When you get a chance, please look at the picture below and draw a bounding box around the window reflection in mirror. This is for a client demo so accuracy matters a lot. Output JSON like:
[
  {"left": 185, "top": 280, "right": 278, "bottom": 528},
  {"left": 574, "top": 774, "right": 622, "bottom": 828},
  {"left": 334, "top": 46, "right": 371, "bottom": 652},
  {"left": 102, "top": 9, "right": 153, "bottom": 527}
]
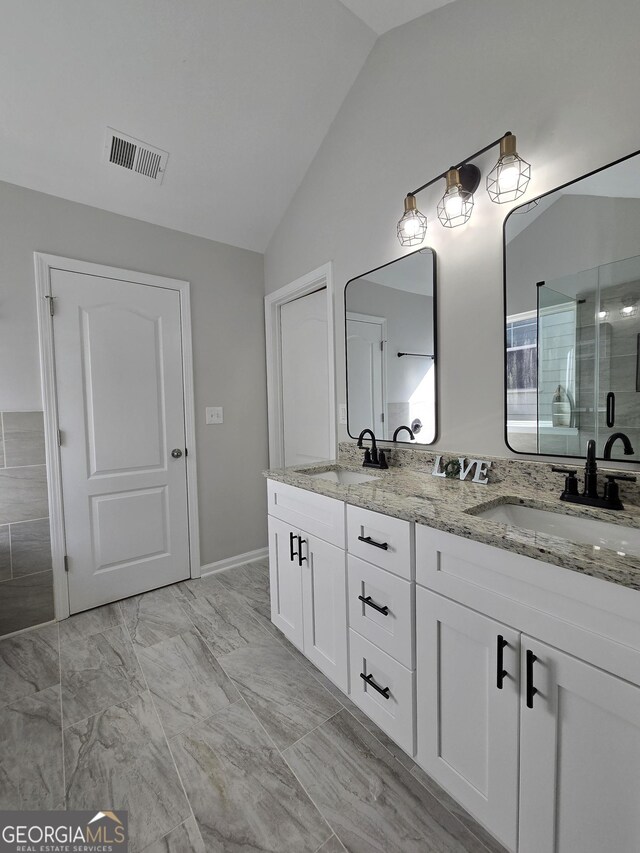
[
  {"left": 345, "top": 249, "right": 437, "bottom": 445},
  {"left": 504, "top": 151, "right": 640, "bottom": 463}
]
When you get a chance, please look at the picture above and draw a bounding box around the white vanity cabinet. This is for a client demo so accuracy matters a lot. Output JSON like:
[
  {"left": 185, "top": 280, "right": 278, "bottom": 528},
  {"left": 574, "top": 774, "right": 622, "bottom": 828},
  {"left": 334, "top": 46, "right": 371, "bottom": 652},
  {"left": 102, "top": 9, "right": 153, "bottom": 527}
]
[
  {"left": 415, "top": 524, "right": 640, "bottom": 853},
  {"left": 267, "top": 480, "right": 348, "bottom": 691}
]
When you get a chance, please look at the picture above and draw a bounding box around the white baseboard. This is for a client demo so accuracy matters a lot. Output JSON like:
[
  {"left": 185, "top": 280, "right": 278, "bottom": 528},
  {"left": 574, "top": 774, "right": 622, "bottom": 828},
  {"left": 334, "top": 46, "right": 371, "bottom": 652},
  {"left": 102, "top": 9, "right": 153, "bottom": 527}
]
[{"left": 200, "top": 547, "right": 268, "bottom": 577}]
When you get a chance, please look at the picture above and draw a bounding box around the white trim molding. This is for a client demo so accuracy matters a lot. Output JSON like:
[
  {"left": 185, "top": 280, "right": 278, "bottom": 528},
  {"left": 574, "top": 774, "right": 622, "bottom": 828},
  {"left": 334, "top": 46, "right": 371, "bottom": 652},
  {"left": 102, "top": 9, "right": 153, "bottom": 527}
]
[
  {"left": 201, "top": 547, "right": 268, "bottom": 576},
  {"left": 34, "top": 253, "right": 201, "bottom": 620},
  {"left": 264, "top": 262, "right": 336, "bottom": 468}
]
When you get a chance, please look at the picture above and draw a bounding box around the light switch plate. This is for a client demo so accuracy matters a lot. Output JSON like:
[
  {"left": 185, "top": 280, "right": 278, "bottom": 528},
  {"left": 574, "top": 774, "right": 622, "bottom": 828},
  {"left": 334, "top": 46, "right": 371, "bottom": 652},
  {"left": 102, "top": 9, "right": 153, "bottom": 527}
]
[
  {"left": 339, "top": 403, "right": 347, "bottom": 424},
  {"left": 206, "top": 406, "right": 223, "bottom": 424}
]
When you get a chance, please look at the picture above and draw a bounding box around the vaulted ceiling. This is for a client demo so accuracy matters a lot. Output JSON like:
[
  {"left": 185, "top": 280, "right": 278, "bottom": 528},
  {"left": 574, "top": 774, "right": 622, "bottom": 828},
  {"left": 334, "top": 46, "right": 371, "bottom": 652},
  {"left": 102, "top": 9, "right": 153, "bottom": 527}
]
[{"left": 0, "top": 1, "right": 455, "bottom": 252}]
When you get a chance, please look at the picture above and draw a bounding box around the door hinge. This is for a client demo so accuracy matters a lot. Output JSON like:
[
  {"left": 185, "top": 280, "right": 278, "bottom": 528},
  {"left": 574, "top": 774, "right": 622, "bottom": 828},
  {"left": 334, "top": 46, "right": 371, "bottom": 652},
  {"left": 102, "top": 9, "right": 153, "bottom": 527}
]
[
  {"left": 45, "top": 294, "right": 56, "bottom": 317},
  {"left": 57, "top": 429, "right": 63, "bottom": 447},
  {"left": 381, "top": 412, "right": 385, "bottom": 423},
  {"left": 184, "top": 447, "right": 188, "bottom": 457},
  {"left": 380, "top": 340, "right": 384, "bottom": 351},
  {"left": 63, "top": 555, "right": 69, "bottom": 573}
]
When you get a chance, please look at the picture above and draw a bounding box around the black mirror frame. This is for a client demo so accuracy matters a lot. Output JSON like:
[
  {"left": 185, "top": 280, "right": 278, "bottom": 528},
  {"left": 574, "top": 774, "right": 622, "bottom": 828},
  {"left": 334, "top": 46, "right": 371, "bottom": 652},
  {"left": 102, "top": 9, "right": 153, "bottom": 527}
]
[
  {"left": 344, "top": 247, "right": 438, "bottom": 446},
  {"left": 502, "top": 146, "right": 640, "bottom": 463}
]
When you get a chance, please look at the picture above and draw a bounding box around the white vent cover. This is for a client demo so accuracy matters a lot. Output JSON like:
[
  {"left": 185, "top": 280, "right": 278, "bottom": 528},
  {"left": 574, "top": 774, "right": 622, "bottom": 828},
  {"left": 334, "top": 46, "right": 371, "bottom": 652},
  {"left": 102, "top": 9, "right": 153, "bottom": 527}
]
[{"left": 104, "top": 128, "right": 168, "bottom": 183}]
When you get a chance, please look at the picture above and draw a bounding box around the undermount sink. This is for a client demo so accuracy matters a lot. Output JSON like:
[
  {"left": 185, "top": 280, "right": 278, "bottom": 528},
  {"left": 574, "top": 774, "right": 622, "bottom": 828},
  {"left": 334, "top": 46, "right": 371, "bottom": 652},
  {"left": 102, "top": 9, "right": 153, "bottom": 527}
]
[
  {"left": 307, "top": 468, "right": 380, "bottom": 485},
  {"left": 474, "top": 502, "right": 640, "bottom": 557}
]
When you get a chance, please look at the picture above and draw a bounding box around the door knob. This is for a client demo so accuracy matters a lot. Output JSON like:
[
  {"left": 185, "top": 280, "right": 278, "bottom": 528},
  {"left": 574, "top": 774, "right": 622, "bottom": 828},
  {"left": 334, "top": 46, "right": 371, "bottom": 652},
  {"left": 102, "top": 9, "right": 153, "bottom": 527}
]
[{"left": 171, "top": 448, "right": 183, "bottom": 458}]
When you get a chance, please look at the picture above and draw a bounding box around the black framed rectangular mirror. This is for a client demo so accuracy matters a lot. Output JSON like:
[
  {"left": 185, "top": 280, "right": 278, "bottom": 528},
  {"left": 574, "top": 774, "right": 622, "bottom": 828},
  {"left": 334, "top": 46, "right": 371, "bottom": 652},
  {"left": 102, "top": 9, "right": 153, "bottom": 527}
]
[
  {"left": 345, "top": 248, "right": 437, "bottom": 445},
  {"left": 504, "top": 149, "right": 640, "bottom": 463}
]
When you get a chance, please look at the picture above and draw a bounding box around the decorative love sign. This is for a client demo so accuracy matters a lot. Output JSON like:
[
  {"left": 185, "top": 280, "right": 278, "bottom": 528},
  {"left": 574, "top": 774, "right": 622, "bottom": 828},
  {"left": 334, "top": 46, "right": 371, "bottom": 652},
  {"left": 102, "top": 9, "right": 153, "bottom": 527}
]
[{"left": 432, "top": 455, "right": 492, "bottom": 485}]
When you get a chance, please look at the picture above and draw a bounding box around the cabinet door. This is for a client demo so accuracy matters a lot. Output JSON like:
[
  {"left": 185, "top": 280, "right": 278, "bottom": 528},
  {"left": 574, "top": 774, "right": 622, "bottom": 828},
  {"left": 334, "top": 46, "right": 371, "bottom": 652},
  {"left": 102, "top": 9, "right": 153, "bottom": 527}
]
[
  {"left": 416, "top": 588, "right": 520, "bottom": 851},
  {"left": 519, "top": 636, "right": 640, "bottom": 853},
  {"left": 301, "top": 533, "right": 348, "bottom": 692},
  {"left": 268, "top": 516, "right": 304, "bottom": 649}
]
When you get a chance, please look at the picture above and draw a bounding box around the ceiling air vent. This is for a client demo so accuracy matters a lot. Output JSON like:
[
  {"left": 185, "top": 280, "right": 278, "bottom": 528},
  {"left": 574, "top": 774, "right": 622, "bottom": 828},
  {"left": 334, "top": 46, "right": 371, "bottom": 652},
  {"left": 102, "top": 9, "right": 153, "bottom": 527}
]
[{"left": 104, "top": 128, "right": 169, "bottom": 184}]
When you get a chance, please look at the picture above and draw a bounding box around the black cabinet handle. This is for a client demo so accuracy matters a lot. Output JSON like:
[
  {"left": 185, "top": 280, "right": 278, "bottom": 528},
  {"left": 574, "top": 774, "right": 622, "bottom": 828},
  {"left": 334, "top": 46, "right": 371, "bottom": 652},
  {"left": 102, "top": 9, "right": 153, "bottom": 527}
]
[
  {"left": 297, "top": 536, "right": 307, "bottom": 566},
  {"left": 289, "top": 531, "right": 298, "bottom": 563},
  {"left": 360, "top": 672, "right": 390, "bottom": 699},
  {"left": 358, "top": 595, "right": 389, "bottom": 616},
  {"left": 358, "top": 535, "right": 389, "bottom": 551},
  {"left": 496, "top": 635, "right": 508, "bottom": 690},
  {"left": 606, "top": 392, "right": 615, "bottom": 428},
  {"left": 526, "top": 650, "right": 538, "bottom": 709}
]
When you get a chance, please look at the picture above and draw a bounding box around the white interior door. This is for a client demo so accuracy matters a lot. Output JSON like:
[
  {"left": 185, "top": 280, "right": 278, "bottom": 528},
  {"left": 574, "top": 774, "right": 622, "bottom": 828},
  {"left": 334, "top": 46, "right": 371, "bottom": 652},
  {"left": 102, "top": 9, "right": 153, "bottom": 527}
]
[
  {"left": 346, "top": 314, "right": 385, "bottom": 438},
  {"left": 51, "top": 269, "right": 190, "bottom": 613},
  {"left": 280, "top": 288, "right": 331, "bottom": 466}
]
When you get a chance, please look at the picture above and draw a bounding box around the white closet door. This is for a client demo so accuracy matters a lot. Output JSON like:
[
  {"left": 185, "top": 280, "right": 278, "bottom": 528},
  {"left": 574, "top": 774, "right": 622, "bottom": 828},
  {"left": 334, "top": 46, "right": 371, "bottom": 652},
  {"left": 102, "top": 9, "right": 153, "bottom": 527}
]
[
  {"left": 52, "top": 269, "right": 190, "bottom": 613},
  {"left": 280, "top": 288, "right": 332, "bottom": 466}
]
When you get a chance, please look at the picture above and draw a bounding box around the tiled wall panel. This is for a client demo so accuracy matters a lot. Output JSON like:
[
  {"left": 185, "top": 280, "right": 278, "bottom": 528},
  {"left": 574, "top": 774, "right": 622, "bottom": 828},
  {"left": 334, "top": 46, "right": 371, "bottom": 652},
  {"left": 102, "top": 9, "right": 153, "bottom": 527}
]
[{"left": 0, "top": 412, "right": 54, "bottom": 636}]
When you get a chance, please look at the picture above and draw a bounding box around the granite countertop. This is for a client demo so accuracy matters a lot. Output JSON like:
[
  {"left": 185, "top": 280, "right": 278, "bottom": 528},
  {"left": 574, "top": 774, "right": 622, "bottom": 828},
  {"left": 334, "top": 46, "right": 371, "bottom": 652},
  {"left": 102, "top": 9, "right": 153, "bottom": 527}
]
[{"left": 265, "top": 456, "right": 640, "bottom": 592}]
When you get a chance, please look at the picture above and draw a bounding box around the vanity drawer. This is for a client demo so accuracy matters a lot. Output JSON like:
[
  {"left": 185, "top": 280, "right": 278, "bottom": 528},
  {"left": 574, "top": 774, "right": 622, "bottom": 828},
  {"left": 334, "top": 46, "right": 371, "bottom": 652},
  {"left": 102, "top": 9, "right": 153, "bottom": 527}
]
[
  {"left": 348, "top": 555, "right": 414, "bottom": 668},
  {"left": 347, "top": 505, "right": 412, "bottom": 579},
  {"left": 267, "top": 479, "right": 345, "bottom": 548},
  {"left": 349, "top": 629, "right": 415, "bottom": 755}
]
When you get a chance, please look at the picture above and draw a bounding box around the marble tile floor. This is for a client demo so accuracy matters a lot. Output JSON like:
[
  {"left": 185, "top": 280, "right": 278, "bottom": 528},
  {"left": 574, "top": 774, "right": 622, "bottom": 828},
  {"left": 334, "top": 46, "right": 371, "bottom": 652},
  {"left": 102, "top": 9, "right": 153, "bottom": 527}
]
[{"left": 0, "top": 559, "right": 508, "bottom": 853}]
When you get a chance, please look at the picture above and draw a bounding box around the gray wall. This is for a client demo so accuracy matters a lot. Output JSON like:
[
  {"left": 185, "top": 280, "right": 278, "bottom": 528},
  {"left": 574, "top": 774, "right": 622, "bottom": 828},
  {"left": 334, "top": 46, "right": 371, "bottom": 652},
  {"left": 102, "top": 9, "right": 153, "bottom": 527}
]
[
  {"left": 264, "top": 0, "right": 640, "bottom": 461},
  {"left": 0, "top": 180, "right": 267, "bottom": 576}
]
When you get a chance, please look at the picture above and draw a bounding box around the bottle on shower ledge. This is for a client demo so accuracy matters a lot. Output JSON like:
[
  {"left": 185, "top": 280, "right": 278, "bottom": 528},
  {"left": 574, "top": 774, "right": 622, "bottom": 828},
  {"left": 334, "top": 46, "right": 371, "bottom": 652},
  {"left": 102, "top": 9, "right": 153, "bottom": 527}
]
[{"left": 552, "top": 384, "right": 572, "bottom": 427}]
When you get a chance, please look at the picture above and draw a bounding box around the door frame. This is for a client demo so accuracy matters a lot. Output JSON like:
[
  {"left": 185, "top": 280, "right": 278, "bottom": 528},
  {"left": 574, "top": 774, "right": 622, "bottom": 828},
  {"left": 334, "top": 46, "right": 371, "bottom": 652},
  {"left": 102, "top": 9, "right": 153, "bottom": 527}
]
[
  {"left": 345, "top": 310, "right": 388, "bottom": 438},
  {"left": 264, "top": 262, "right": 336, "bottom": 468},
  {"left": 34, "top": 253, "right": 201, "bottom": 620}
]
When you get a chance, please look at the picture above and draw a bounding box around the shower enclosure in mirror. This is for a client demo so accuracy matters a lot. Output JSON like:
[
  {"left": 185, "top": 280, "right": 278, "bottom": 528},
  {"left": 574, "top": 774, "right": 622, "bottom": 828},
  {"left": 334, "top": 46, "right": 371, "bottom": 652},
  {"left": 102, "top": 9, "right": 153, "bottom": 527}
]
[
  {"left": 345, "top": 248, "right": 437, "bottom": 444},
  {"left": 504, "top": 149, "right": 640, "bottom": 463}
]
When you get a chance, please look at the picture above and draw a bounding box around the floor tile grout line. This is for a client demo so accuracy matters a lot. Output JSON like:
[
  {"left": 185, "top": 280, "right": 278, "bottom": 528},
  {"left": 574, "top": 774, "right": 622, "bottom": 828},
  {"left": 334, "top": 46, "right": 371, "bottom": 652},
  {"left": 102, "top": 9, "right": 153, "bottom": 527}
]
[
  {"left": 282, "top": 707, "right": 343, "bottom": 753},
  {"left": 138, "top": 817, "right": 192, "bottom": 853},
  {"left": 118, "top": 602, "right": 200, "bottom": 840},
  {"left": 58, "top": 607, "right": 147, "bottom": 731},
  {"left": 118, "top": 602, "right": 202, "bottom": 853},
  {"left": 232, "top": 693, "right": 338, "bottom": 851}
]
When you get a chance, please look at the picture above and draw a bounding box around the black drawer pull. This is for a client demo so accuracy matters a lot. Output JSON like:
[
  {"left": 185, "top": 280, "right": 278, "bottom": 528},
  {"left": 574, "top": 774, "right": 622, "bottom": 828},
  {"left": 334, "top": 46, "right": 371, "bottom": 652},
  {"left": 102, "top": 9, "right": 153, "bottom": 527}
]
[
  {"left": 358, "top": 535, "right": 389, "bottom": 551},
  {"left": 526, "top": 650, "right": 538, "bottom": 709},
  {"left": 496, "top": 635, "right": 508, "bottom": 690},
  {"left": 297, "top": 536, "right": 307, "bottom": 566},
  {"left": 289, "top": 531, "right": 298, "bottom": 562},
  {"left": 360, "top": 672, "right": 390, "bottom": 699},
  {"left": 358, "top": 595, "right": 389, "bottom": 616}
]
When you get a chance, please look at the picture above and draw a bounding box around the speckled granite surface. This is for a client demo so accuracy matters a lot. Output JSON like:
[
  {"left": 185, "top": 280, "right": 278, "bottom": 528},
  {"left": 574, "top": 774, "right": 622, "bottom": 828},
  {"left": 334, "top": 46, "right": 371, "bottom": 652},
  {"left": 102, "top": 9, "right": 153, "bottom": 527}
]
[{"left": 265, "top": 445, "right": 640, "bottom": 591}]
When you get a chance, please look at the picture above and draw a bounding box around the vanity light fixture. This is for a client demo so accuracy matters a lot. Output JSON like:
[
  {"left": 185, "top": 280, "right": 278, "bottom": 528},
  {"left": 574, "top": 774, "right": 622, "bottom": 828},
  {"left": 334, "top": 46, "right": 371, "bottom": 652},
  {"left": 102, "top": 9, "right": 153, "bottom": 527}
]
[
  {"left": 437, "top": 167, "right": 475, "bottom": 228},
  {"left": 486, "top": 132, "right": 531, "bottom": 203},
  {"left": 396, "top": 131, "right": 531, "bottom": 244},
  {"left": 397, "top": 194, "right": 428, "bottom": 246},
  {"left": 597, "top": 309, "right": 609, "bottom": 321},
  {"left": 620, "top": 298, "right": 638, "bottom": 318}
]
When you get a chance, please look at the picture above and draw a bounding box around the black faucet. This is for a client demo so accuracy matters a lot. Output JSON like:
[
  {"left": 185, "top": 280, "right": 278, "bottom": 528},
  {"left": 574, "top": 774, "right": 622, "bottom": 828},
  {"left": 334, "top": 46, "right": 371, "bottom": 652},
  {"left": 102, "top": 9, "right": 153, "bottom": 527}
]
[
  {"left": 392, "top": 425, "right": 415, "bottom": 442},
  {"left": 603, "top": 432, "right": 635, "bottom": 460},
  {"left": 584, "top": 439, "right": 599, "bottom": 498},
  {"left": 552, "top": 439, "right": 636, "bottom": 511},
  {"left": 357, "top": 429, "right": 388, "bottom": 469}
]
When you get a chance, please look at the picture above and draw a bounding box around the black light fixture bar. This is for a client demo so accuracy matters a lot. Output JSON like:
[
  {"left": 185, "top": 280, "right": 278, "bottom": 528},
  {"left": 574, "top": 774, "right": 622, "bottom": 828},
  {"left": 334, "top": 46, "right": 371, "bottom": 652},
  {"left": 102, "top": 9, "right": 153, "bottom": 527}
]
[
  {"left": 408, "top": 132, "right": 511, "bottom": 198},
  {"left": 397, "top": 352, "right": 434, "bottom": 358}
]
